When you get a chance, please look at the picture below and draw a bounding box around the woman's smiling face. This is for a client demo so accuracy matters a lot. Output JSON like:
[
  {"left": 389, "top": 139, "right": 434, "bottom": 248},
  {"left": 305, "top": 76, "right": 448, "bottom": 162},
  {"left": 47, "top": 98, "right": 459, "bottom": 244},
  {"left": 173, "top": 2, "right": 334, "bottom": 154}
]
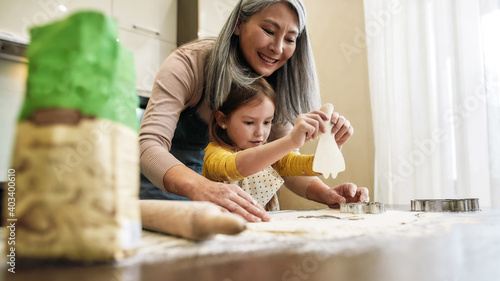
[{"left": 234, "top": 2, "right": 299, "bottom": 77}]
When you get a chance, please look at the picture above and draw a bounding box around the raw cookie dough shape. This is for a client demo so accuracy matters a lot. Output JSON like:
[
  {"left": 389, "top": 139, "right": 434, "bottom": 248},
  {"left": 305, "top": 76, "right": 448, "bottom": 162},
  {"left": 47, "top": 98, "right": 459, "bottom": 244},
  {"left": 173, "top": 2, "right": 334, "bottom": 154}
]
[{"left": 312, "top": 103, "right": 346, "bottom": 179}]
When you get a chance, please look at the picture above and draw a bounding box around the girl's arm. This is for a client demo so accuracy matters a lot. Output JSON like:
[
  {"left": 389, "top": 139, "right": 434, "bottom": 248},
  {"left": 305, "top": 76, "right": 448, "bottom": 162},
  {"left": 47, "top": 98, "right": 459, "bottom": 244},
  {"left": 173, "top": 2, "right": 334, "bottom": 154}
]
[{"left": 235, "top": 111, "right": 328, "bottom": 177}]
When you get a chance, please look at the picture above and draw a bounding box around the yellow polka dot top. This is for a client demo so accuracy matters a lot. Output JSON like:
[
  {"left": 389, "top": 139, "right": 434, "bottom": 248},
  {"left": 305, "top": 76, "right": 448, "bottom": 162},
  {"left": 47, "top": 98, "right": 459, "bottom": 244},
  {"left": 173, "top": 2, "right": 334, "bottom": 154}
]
[{"left": 202, "top": 142, "right": 318, "bottom": 181}]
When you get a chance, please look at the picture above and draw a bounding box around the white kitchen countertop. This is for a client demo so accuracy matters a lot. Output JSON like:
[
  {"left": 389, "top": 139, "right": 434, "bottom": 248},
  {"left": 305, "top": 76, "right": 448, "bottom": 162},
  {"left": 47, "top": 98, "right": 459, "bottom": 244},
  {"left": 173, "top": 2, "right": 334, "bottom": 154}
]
[{"left": 2, "top": 206, "right": 500, "bottom": 281}]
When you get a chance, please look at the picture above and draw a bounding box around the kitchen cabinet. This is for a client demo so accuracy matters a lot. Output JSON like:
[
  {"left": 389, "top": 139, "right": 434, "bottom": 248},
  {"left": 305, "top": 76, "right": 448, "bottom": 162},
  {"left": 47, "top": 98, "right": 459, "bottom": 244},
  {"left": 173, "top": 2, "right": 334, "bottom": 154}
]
[
  {"left": 112, "top": 0, "right": 177, "bottom": 44},
  {"left": 118, "top": 29, "right": 176, "bottom": 97},
  {"left": 0, "top": 0, "right": 112, "bottom": 41},
  {"left": 0, "top": 60, "right": 27, "bottom": 182},
  {"left": 1, "top": 0, "right": 178, "bottom": 97},
  {"left": 178, "top": 0, "right": 239, "bottom": 45},
  {"left": 112, "top": 0, "right": 178, "bottom": 97}
]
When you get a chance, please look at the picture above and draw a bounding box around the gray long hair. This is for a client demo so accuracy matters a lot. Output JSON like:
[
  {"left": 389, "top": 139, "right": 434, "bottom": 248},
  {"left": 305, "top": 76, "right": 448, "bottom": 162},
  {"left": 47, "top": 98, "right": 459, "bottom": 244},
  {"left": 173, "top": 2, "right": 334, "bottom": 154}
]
[{"left": 205, "top": 0, "right": 321, "bottom": 125}]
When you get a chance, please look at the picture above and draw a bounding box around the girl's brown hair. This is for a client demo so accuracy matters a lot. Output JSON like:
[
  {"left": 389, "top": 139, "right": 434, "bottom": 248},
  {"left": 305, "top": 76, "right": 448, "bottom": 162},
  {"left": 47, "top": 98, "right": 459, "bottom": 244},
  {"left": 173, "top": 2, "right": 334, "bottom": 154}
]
[{"left": 209, "top": 77, "right": 277, "bottom": 149}]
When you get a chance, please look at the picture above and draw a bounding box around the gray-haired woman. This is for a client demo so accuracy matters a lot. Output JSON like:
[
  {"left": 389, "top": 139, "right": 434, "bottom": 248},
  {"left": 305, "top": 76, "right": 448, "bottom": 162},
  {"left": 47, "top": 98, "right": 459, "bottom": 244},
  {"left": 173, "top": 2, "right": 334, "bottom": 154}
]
[{"left": 139, "top": 0, "right": 369, "bottom": 222}]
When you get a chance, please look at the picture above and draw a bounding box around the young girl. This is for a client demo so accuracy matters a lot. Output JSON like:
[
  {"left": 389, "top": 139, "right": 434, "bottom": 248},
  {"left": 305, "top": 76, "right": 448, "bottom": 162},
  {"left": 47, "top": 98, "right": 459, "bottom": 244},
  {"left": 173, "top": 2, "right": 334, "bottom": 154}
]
[{"left": 203, "top": 78, "right": 328, "bottom": 211}]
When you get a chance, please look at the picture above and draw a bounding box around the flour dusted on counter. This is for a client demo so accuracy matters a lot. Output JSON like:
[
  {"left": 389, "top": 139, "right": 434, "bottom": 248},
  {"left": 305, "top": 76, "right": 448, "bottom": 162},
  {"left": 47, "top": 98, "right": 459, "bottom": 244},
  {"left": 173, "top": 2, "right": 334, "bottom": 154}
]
[
  {"left": 243, "top": 209, "right": 479, "bottom": 240},
  {"left": 245, "top": 209, "right": 418, "bottom": 239}
]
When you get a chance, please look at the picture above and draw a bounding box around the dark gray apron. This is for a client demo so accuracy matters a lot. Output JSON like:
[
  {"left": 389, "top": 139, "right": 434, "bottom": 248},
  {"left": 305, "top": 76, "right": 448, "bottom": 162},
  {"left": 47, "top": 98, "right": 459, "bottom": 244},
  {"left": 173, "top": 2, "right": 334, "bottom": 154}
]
[{"left": 139, "top": 97, "right": 209, "bottom": 200}]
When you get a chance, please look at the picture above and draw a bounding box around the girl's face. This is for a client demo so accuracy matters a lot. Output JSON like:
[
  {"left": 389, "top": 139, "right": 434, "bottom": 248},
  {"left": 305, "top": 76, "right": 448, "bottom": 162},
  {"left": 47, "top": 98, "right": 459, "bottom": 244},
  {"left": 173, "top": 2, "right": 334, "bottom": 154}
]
[
  {"left": 218, "top": 96, "right": 275, "bottom": 151},
  {"left": 234, "top": 2, "right": 299, "bottom": 77}
]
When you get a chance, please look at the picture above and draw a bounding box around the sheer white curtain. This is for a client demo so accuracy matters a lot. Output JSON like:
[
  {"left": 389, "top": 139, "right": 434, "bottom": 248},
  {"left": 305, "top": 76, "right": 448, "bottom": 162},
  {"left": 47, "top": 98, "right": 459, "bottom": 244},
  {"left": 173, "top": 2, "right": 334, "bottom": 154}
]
[{"left": 364, "top": 0, "right": 500, "bottom": 207}]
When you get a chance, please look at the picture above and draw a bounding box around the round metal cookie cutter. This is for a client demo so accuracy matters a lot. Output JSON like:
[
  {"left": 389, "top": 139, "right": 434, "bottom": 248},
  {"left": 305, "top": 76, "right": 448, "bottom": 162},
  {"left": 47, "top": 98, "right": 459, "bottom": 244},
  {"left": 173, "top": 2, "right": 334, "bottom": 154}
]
[
  {"left": 410, "top": 198, "right": 480, "bottom": 212},
  {"left": 340, "top": 202, "right": 386, "bottom": 214}
]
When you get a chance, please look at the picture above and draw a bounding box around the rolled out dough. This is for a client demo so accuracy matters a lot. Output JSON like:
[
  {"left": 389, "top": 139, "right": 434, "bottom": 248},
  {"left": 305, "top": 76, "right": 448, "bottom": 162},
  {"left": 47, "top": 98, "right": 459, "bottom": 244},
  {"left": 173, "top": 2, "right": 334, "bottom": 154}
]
[{"left": 244, "top": 209, "right": 422, "bottom": 239}]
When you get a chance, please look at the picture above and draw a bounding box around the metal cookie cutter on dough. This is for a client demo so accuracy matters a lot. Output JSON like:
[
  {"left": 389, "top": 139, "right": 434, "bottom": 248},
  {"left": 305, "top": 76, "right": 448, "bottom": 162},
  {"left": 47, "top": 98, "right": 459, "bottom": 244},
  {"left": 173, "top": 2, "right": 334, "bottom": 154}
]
[
  {"left": 340, "top": 202, "right": 386, "bottom": 214},
  {"left": 410, "top": 198, "right": 480, "bottom": 212}
]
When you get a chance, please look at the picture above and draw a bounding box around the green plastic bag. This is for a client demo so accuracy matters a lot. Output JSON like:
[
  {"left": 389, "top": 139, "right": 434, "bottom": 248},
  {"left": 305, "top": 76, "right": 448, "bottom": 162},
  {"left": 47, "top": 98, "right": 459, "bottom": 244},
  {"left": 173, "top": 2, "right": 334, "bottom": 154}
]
[{"left": 20, "top": 11, "right": 137, "bottom": 131}]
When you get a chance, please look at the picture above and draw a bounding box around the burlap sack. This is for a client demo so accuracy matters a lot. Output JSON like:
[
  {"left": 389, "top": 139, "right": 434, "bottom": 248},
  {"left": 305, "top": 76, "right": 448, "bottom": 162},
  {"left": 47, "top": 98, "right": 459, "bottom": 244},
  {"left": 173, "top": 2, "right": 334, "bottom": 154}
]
[{"left": 12, "top": 118, "right": 140, "bottom": 261}]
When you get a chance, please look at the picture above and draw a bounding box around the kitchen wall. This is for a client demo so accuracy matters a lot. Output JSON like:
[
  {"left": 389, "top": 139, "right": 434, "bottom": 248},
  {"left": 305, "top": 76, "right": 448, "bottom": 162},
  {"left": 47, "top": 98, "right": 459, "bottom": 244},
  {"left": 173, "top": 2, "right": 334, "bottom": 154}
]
[{"left": 278, "top": 0, "right": 374, "bottom": 209}]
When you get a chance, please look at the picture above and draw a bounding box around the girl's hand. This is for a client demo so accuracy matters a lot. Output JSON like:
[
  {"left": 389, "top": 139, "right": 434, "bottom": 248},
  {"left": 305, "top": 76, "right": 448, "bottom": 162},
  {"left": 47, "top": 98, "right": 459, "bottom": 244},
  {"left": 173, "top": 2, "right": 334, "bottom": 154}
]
[
  {"left": 289, "top": 110, "right": 328, "bottom": 147},
  {"left": 330, "top": 112, "right": 354, "bottom": 148}
]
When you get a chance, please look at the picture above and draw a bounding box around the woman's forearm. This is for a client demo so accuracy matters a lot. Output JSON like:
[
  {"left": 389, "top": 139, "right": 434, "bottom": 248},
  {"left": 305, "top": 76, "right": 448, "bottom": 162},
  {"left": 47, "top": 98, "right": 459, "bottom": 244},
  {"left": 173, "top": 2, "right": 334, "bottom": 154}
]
[
  {"left": 282, "top": 176, "right": 321, "bottom": 198},
  {"left": 162, "top": 164, "right": 211, "bottom": 198}
]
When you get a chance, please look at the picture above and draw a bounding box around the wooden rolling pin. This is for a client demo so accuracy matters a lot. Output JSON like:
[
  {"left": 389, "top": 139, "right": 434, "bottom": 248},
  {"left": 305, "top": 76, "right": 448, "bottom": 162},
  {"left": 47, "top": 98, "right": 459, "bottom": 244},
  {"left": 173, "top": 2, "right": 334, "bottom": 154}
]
[{"left": 140, "top": 200, "right": 247, "bottom": 240}]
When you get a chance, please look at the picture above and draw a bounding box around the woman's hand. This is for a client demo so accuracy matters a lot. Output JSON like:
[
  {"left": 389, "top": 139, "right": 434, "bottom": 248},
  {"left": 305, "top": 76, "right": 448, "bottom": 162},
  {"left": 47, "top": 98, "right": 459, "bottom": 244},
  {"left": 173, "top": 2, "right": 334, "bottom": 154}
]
[
  {"left": 164, "top": 165, "right": 271, "bottom": 222},
  {"left": 330, "top": 112, "right": 354, "bottom": 148},
  {"left": 306, "top": 180, "right": 369, "bottom": 208},
  {"left": 191, "top": 181, "right": 272, "bottom": 222},
  {"left": 289, "top": 110, "right": 353, "bottom": 149}
]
